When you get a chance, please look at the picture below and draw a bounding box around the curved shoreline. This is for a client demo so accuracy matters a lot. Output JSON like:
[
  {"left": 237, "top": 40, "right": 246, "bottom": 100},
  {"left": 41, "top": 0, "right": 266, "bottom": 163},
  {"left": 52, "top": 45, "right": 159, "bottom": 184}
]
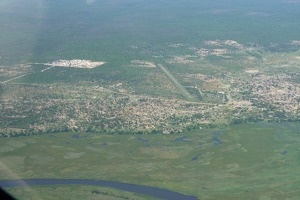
[{"left": 0, "top": 179, "right": 199, "bottom": 200}]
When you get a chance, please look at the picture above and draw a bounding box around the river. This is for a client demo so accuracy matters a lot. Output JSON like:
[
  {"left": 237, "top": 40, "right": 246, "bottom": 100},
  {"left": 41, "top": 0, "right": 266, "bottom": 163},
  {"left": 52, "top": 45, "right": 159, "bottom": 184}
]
[{"left": 0, "top": 179, "right": 199, "bottom": 200}]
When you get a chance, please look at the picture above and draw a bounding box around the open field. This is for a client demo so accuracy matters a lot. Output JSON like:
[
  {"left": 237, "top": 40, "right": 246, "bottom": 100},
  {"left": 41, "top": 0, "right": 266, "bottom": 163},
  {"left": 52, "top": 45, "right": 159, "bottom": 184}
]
[{"left": 1, "top": 122, "right": 300, "bottom": 200}]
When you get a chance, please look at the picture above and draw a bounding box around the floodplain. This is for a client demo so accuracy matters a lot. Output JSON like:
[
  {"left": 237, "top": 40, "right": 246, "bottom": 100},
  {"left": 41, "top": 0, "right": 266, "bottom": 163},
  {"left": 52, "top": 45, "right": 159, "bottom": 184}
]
[{"left": 1, "top": 123, "right": 300, "bottom": 200}]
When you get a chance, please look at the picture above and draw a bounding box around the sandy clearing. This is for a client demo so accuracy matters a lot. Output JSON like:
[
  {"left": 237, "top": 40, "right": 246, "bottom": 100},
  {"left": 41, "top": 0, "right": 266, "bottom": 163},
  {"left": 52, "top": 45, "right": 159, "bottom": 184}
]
[
  {"left": 245, "top": 69, "right": 259, "bottom": 74},
  {"left": 291, "top": 40, "right": 300, "bottom": 45},
  {"left": 45, "top": 60, "right": 106, "bottom": 69}
]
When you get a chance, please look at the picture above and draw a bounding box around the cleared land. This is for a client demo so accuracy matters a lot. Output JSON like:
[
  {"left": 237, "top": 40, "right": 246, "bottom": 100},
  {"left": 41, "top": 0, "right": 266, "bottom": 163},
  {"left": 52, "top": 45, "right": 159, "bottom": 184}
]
[{"left": 44, "top": 60, "right": 106, "bottom": 69}]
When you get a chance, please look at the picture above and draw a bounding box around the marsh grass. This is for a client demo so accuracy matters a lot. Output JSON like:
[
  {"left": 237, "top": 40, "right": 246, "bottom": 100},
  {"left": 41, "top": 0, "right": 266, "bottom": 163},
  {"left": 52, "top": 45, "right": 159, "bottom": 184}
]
[{"left": 1, "top": 123, "right": 300, "bottom": 199}]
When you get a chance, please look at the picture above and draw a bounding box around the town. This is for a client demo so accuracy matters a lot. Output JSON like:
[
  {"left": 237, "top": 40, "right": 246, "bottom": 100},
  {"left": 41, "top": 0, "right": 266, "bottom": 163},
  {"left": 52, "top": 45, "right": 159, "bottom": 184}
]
[{"left": 1, "top": 41, "right": 300, "bottom": 136}]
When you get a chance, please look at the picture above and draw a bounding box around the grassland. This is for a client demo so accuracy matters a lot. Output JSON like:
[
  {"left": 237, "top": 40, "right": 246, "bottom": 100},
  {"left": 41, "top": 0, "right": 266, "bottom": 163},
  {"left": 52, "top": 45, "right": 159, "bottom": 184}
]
[{"left": 1, "top": 122, "right": 300, "bottom": 200}]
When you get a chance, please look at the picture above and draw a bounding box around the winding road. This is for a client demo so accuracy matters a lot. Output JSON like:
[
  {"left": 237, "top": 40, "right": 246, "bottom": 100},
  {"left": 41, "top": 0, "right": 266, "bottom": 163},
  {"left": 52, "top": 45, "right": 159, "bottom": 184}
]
[{"left": 0, "top": 179, "right": 199, "bottom": 200}]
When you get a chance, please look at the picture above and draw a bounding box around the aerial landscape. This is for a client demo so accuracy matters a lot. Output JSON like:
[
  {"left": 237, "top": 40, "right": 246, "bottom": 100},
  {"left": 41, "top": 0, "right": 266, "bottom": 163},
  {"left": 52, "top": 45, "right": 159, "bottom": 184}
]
[{"left": 0, "top": 0, "right": 300, "bottom": 199}]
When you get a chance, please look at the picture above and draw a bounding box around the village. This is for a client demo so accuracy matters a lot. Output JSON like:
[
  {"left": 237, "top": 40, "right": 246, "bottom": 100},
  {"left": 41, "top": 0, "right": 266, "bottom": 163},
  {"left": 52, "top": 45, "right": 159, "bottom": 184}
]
[
  {"left": 1, "top": 41, "right": 300, "bottom": 136},
  {"left": 1, "top": 65, "right": 299, "bottom": 137}
]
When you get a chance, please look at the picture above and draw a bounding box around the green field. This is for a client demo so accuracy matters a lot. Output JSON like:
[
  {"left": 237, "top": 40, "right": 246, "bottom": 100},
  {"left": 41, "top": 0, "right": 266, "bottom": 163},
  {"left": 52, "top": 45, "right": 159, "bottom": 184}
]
[{"left": 1, "top": 122, "right": 300, "bottom": 200}]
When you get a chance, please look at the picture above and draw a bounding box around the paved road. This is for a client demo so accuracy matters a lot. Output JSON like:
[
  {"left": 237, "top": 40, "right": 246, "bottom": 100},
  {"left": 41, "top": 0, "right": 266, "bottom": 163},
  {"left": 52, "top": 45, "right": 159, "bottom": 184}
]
[
  {"left": 0, "top": 179, "right": 199, "bottom": 200},
  {"left": 157, "top": 64, "right": 196, "bottom": 102}
]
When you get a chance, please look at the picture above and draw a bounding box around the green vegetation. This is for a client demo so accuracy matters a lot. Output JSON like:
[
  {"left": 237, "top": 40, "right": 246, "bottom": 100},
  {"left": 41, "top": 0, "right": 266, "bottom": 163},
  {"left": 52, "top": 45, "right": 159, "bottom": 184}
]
[
  {"left": 1, "top": 123, "right": 300, "bottom": 200},
  {"left": 1, "top": 0, "right": 300, "bottom": 66},
  {"left": 1, "top": 1, "right": 300, "bottom": 199}
]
